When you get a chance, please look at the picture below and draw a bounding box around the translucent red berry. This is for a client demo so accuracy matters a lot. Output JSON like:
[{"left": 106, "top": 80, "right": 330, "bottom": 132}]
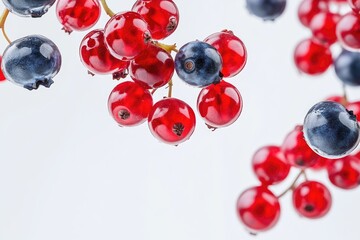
[
  {"left": 252, "top": 146, "right": 291, "bottom": 185},
  {"left": 130, "top": 43, "right": 174, "bottom": 89},
  {"left": 292, "top": 181, "right": 332, "bottom": 219},
  {"left": 56, "top": 0, "right": 101, "bottom": 33},
  {"left": 282, "top": 125, "right": 319, "bottom": 168},
  {"left": 325, "top": 95, "right": 348, "bottom": 106},
  {"left": 0, "top": 56, "right": 6, "bottom": 82},
  {"left": 298, "top": 0, "right": 328, "bottom": 28},
  {"left": 347, "top": 101, "right": 360, "bottom": 121},
  {"left": 197, "top": 80, "right": 242, "bottom": 128},
  {"left": 148, "top": 98, "right": 196, "bottom": 145},
  {"left": 108, "top": 81, "right": 153, "bottom": 127},
  {"left": 327, "top": 155, "right": 360, "bottom": 189},
  {"left": 310, "top": 155, "right": 329, "bottom": 170},
  {"left": 204, "top": 30, "right": 247, "bottom": 78},
  {"left": 104, "top": 11, "right": 151, "bottom": 60},
  {"left": 294, "top": 38, "right": 332, "bottom": 75},
  {"left": 80, "top": 29, "right": 129, "bottom": 77},
  {"left": 132, "top": 0, "right": 179, "bottom": 40},
  {"left": 309, "top": 11, "right": 340, "bottom": 45},
  {"left": 349, "top": 0, "right": 360, "bottom": 13},
  {"left": 336, "top": 12, "right": 360, "bottom": 51},
  {"left": 236, "top": 186, "right": 280, "bottom": 233}
]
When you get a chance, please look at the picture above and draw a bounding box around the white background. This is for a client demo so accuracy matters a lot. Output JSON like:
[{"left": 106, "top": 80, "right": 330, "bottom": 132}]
[{"left": 0, "top": 0, "right": 359, "bottom": 239}]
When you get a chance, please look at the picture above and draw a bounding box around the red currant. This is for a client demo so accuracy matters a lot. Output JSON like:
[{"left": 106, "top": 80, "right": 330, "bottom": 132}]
[
  {"left": 298, "top": 0, "right": 328, "bottom": 28},
  {"left": 325, "top": 95, "right": 348, "bottom": 106},
  {"left": 327, "top": 155, "right": 360, "bottom": 189},
  {"left": 310, "top": 155, "right": 329, "bottom": 170},
  {"left": 282, "top": 125, "right": 319, "bottom": 168},
  {"left": 252, "top": 146, "right": 291, "bottom": 185},
  {"left": 148, "top": 98, "right": 196, "bottom": 145},
  {"left": 292, "top": 181, "right": 332, "bottom": 219},
  {"left": 129, "top": 43, "right": 174, "bottom": 89},
  {"left": 347, "top": 101, "right": 360, "bottom": 121},
  {"left": 132, "top": 0, "right": 179, "bottom": 40},
  {"left": 349, "top": 0, "right": 360, "bottom": 13},
  {"left": 236, "top": 186, "right": 280, "bottom": 233},
  {"left": 108, "top": 81, "right": 153, "bottom": 127},
  {"left": 197, "top": 80, "right": 242, "bottom": 128},
  {"left": 309, "top": 11, "right": 340, "bottom": 45},
  {"left": 56, "top": 0, "right": 101, "bottom": 33},
  {"left": 79, "top": 29, "right": 129, "bottom": 77},
  {"left": 104, "top": 11, "right": 151, "bottom": 60},
  {"left": 204, "top": 30, "right": 247, "bottom": 78},
  {"left": 294, "top": 38, "right": 332, "bottom": 75},
  {"left": 336, "top": 12, "right": 360, "bottom": 51},
  {"left": 0, "top": 56, "right": 6, "bottom": 82}
]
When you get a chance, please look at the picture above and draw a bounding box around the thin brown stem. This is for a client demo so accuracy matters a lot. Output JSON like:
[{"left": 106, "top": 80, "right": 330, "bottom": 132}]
[
  {"left": 167, "top": 79, "right": 173, "bottom": 98},
  {"left": 277, "top": 170, "right": 306, "bottom": 199},
  {"left": 100, "top": 0, "right": 115, "bottom": 18},
  {"left": 342, "top": 83, "right": 348, "bottom": 104},
  {"left": 151, "top": 88, "right": 157, "bottom": 95},
  {"left": 0, "top": 9, "right": 11, "bottom": 44}
]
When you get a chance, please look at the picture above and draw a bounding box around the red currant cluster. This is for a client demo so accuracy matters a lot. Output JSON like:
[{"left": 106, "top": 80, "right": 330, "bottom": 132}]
[
  {"left": 70, "top": 0, "right": 248, "bottom": 145},
  {"left": 294, "top": 0, "right": 360, "bottom": 77},
  {"left": 236, "top": 94, "right": 360, "bottom": 233}
]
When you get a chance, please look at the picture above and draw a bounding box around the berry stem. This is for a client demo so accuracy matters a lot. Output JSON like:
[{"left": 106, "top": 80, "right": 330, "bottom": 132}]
[
  {"left": 0, "top": 9, "right": 11, "bottom": 44},
  {"left": 154, "top": 41, "right": 178, "bottom": 53},
  {"left": 151, "top": 88, "right": 158, "bottom": 95},
  {"left": 277, "top": 170, "right": 306, "bottom": 199},
  {"left": 167, "top": 79, "right": 173, "bottom": 98},
  {"left": 100, "top": 0, "right": 115, "bottom": 18},
  {"left": 342, "top": 83, "right": 348, "bottom": 103}
]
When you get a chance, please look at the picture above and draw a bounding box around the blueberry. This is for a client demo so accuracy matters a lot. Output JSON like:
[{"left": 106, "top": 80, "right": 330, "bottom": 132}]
[
  {"left": 246, "top": 0, "right": 286, "bottom": 21},
  {"left": 303, "top": 101, "right": 360, "bottom": 159},
  {"left": 334, "top": 49, "right": 360, "bottom": 86},
  {"left": 2, "top": 0, "right": 55, "bottom": 17},
  {"left": 175, "top": 41, "right": 222, "bottom": 87},
  {"left": 1, "top": 35, "right": 62, "bottom": 90}
]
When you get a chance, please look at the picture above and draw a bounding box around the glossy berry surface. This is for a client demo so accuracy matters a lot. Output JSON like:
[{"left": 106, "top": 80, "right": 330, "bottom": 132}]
[
  {"left": 327, "top": 155, "right": 360, "bottom": 189},
  {"left": 132, "top": 0, "right": 179, "bottom": 40},
  {"left": 175, "top": 41, "right": 222, "bottom": 87},
  {"left": 108, "top": 81, "right": 153, "bottom": 127},
  {"left": 347, "top": 101, "right": 360, "bottom": 120},
  {"left": 334, "top": 49, "right": 360, "bottom": 87},
  {"left": 104, "top": 11, "right": 151, "bottom": 60},
  {"left": 130, "top": 43, "right": 174, "bottom": 89},
  {"left": 204, "top": 30, "right": 247, "bottom": 78},
  {"left": 56, "top": 0, "right": 101, "bottom": 33},
  {"left": 148, "top": 98, "right": 196, "bottom": 145},
  {"left": 1, "top": 35, "right": 61, "bottom": 90},
  {"left": 2, "top": 0, "right": 55, "bottom": 17},
  {"left": 309, "top": 11, "right": 340, "bottom": 45},
  {"left": 336, "top": 12, "right": 360, "bottom": 51},
  {"left": 282, "top": 125, "right": 319, "bottom": 168},
  {"left": 349, "top": 0, "right": 360, "bottom": 14},
  {"left": 298, "top": 0, "right": 328, "bottom": 27},
  {"left": 246, "top": 0, "right": 286, "bottom": 21},
  {"left": 303, "top": 101, "right": 360, "bottom": 158},
  {"left": 292, "top": 181, "right": 332, "bottom": 219},
  {"left": 80, "top": 29, "right": 129, "bottom": 76},
  {"left": 0, "top": 56, "right": 6, "bottom": 82},
  {"left": 197, "top": 80, "right": 242, "bottom": 128},
  {"left": 252, "top": 146, "right": 290, "bottom": 185},
  {"left": 236, "top": 186, "right": 280, "bottom": 232},
  {"left": 294, "top": 38, "right": 332, "bottom": 75}
]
